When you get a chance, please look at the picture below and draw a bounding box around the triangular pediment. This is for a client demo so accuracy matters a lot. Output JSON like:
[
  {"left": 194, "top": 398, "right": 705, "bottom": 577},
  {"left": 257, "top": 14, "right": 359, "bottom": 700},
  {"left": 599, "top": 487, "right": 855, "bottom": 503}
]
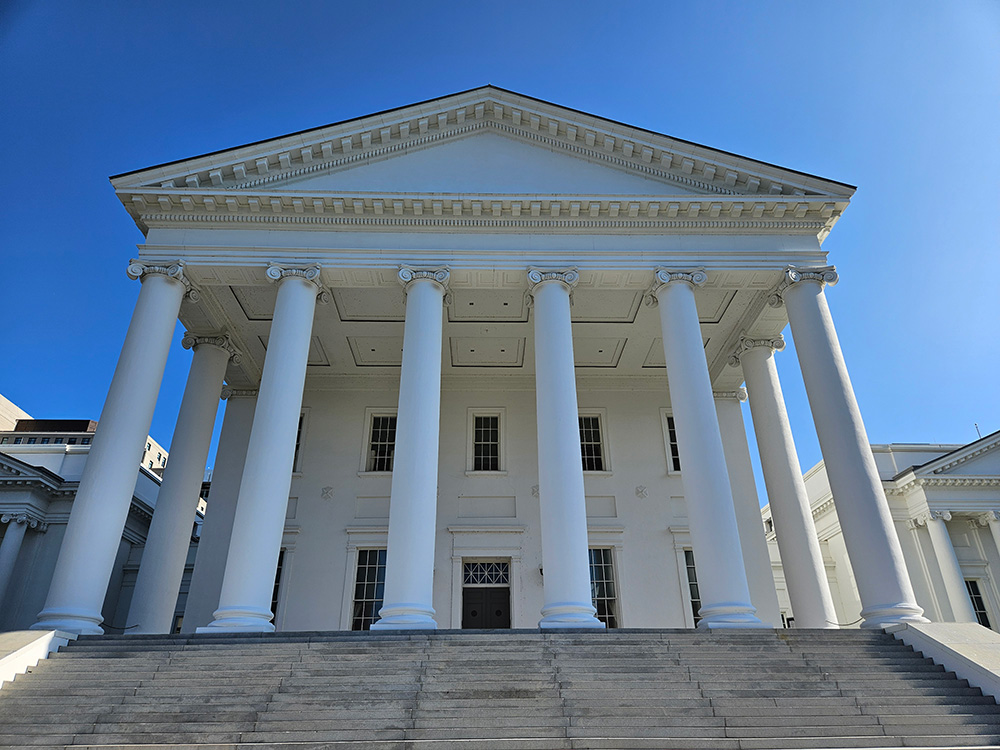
[
  {"left": 917, "top": 433, "right": 1000, "bottom": 477},
  {"left": 278, "top": 131, "right": 699, "bottom": 195}
]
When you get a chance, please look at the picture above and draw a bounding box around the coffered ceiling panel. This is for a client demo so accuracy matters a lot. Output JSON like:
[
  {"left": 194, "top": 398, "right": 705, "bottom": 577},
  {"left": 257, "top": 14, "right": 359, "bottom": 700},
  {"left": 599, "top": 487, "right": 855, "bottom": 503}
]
[
  {"left": 450, "top": 337, "right": 525, "bottom": 367},
  {"left": 642, "top": 337, "right": 711, "bottom": 368},
  {"left": 574, "top": 338, "right": 627, "bottom": 368},
  {"left": 332, "top": 287, "right": 406, "bottom": 321},
  {"left": 694, "top": 289, "right": 736, "bottom": 324},
  {"left": 231, "top": 285, "right": 279, "bottom": 321},
  {"left": 448, "top": 289, "right": 527, "bottom": 322},
  {"left": 570, "top": 291, "right": 643, "bottom": 323},
  {"left": 348, "top": 336, "right": 404, "bottom": 367}
]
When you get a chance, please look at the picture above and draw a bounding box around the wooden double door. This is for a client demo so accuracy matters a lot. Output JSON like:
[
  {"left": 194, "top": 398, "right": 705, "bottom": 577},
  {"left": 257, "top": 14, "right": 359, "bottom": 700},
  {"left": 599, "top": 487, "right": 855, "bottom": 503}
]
[{"left": 462, "top": 586, "right": 511, "bottom": 629}]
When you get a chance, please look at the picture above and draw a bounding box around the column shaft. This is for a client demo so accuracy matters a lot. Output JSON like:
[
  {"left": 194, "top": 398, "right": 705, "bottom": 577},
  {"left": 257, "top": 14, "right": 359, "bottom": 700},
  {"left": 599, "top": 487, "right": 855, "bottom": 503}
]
[
  {"left": 0, "top": 520, "right": 28, "bottom": 607},
  {"left": 740, "top": 342, "right": 839, "bottom": 629},
  {"left": 924, "top": 514, "right": 976, "bottom": 623},
  {"left": 201, "top": 269, "right": 319, "bottom": 632},
  {"left": 181, "top": 392, "right": 256, "bottom": 632},
  {"left": 782, "top": 269, "right": 926, "bottom": 628},
  {"left": 34, "top": 267, "right": 186, "bottom": 634},
  {"left": 372, "top": 273, "right": 447, "bottom": 630},
  {"left": 127, "top": 337, "right": 232, "bottom": 633},
  {"left": 714, "top": 394, "right": 782, "bottom": 627},
  {"left": 654, "top": 272, "right": 761, "bottom": 628},
  {"left": 531, "top": 275, "right": 603, "bottom": 629}
]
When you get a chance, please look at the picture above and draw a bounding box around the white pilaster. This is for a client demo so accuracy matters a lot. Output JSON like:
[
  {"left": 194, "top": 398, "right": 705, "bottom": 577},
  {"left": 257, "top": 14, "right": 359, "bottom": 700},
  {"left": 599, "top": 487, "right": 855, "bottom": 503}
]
[
  {"left": 33, "top": 261, "right": 188, "bottom": 634},
  {"left": 181, "top": 388, "right": 257, "bottom": 632},
  {"left": 733, "top": 336, "right": 839, "bottom": 629},
  {"left": 0, "top": 515, "right": 36, "bottom": 607},
  {"left": 914, "top": 511, "right": 976, "bottom": 623},
  {"left": 980, "top": 512, "right": 1000, "bottom": 565},
  {"left": 200, "top": 265, "right": 323, "bottom": 632},
  {"left": 528, "top": 268, "right": 604, "bottom": 629},
  {"left": 371, "top": 267, "right": 449, "bottom": 630},
  {"left": 127, "top": 335, "right": 237, "bottom": 634},
  {"left": 651, "top": 269, "right": 761, "bottom": 628},
  {"left": 778, "top": 265, "right": 926, "bottom": 628},
  {"left": 713, "top": 389, "right": 781, "bottom": 627}
]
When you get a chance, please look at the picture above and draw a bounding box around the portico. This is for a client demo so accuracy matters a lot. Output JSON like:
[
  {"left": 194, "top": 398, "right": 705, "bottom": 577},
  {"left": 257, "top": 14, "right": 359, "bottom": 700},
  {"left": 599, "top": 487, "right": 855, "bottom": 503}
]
[{"left": 29, "top": 87, "right": 929, "bottom": 635}]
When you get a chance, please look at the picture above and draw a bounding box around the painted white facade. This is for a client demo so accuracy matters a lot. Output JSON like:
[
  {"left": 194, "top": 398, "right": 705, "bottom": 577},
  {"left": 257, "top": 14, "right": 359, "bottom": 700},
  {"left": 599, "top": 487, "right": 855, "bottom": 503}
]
[
  {"left": 13, "top": 87, "right": 936, "bottom": 636},
  {"left": 765, "top": 436, "right": 1000, "bottom": 630}
]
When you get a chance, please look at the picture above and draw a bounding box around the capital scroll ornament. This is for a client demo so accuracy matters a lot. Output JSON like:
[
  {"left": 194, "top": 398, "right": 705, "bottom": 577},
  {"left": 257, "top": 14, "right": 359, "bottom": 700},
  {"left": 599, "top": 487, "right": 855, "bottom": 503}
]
[
  {"left": 975, "top": 511, "right": 1000, "bottom": 526},
  {"left": 525, "top": 268, "right": 579, "bottom": 306},
  {"left": 182, "top": 333, "right": 242, "bottom": 365},
  {"left": 1, "top": 513, "right": 46, "bottom": 532},
  {"left": 727, "top": 334, "right": 786, "bottom": 367},
  {"left": 398, "top": 266, "right": 451, "bottom": 293},
  {"left": 644, "top": 268, "right": 707, "bottom": 307},
  {"left": 912, "top": 510, "right": 953, "bottom": 528},
  {"left": 127, "top": 259, "right": 199, "bottom": 301},
  {"left": 767, "top": 265, "right": 839, "bottom": 308},
  {"left": 266, "top": 263, "right": 324, "bottom": 292},
  {"left": 712, "top": 388, "right": 748, "bottom": 402}
]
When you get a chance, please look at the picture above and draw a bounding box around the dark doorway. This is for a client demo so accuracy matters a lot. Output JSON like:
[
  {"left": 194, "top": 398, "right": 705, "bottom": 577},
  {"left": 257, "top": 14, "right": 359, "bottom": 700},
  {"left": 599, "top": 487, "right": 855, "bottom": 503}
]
[{"left": 462, "top": 586, "right": 511, "bottom": 629}]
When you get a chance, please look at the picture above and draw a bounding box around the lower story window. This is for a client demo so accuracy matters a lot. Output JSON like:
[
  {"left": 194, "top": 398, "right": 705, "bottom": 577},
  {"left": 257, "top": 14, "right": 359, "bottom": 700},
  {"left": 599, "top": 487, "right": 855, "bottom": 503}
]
[
  {"left": 684, "top": 549, "right": 702, "bottom": 626},
  {"left": 352, "top": 549, "right": 386, "bottom": 630},
  {"left": 589, "top": 548, "right": 618, "bottom": 628},
  {"left": 271, "top": 548, "right": 286, "bottom": 619},
  {"left": 965, "top": 579, "right": 993, "bottom": 629}
]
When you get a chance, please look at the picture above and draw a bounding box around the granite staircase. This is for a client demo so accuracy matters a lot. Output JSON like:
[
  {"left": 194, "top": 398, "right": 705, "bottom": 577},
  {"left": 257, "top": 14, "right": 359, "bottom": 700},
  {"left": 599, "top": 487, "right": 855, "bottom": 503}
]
[{"left": 0, "top": 629, "right": 999, "bottom": 750}]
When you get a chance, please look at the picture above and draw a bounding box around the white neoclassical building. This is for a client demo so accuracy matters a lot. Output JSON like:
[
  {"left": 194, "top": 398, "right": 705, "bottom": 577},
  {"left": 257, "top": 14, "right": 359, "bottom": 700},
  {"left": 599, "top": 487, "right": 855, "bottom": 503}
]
[{"left": 26, "top": 86, "right": 932, "bottom": 636}]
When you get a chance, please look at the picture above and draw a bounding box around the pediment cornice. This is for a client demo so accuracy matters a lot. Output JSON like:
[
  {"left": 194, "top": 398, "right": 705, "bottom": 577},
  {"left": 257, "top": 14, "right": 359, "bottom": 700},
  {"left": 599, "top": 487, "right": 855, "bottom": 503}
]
[{"left": 112, "top": 87, "right": 853, "bottom": 241}]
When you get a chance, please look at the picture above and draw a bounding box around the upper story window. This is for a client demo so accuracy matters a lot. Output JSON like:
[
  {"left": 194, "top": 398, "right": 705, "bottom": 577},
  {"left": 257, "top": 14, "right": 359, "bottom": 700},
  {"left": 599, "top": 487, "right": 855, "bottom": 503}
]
[
  {"left": 292, "top": 412, "right": 307, "bottom": 472},
  {"left": 660, "top": 410, "right": 682, "bottom": 473},
  {"left": 146, "top": 442, "right": 151, "bottom": 451},
  {"left": 0, "top": 437, "right": 7, "bottom": 445},
  {"left": 365, "top": 414, "right": 397, "bottom": 472},
  {"left": 26, "top": 437, "right": 36, "bottom": 445},
  {"left": 40, "top": 437, "right": 50, "bottom": 445},
  {"left": 579, "top": 412, "right": 609, "bottom": 472},
  {"left": 466, "top": 408, "right": 505, "bottom": 473},
  {"left": 67, "top": 437, "right": 77, "bottom": 445},
  {"left": 82, "top": 437, "right": 91, "bottom": 445}
]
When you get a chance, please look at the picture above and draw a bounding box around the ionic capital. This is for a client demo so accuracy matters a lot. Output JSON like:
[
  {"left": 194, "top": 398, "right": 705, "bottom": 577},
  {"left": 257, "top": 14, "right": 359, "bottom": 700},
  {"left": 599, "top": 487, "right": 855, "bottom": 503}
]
[
  {"left": 712, "top": 388, "right": 748, "bottom": 402},
  {"left": 645, "top": 268, "right": 707, "bottom": 307},
  {"left": 182, "top": 333, "right": 242, "bottom": 364},
  {"left": 912, "top": 510, "right": 952, "bottom": 528},
  {"left": 768, "top": 265, "right": 839, "bottom": 308},
  {"left": 266, "top": 263, "right": 324, "bottom": 293},
  {"left": 398, "top": 266, "right": 450, "bottom": 295},
  {"left": 976, "top": 511, "right": 1000, "bottom": 526},
  {"left": 220, "top": 386, "right": 259, "bottom": 401},
  {"left": 525, "top": 267, "right": 578, "bottom": 306},
  {"left": 727, "top": 334, "right": 786, "bottom": 367},
  {"left": 1, "top": 513, "right": 46, "bottom": 531},
  {"left": 127, "top": 259, "right": 198, "bottom": 301}
]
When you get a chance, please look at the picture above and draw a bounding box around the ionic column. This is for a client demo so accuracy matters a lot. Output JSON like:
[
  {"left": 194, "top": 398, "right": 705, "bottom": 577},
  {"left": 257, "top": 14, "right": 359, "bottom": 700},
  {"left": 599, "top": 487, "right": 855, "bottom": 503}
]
[
  {"left": 181, "top": 388, "right": 257, "bottom": 632},
  {"left": 0, "top": 515, "right": 44, "bottom": 607},
  {"left": 200, "top": 265, "right": 325, "bottom": 632},
  {"left": 33, "top": 261, "right": 189, "bottom": 634},
  {"left": 977, "top": 511, "right": 1000, "bottom": 563},
  {"left": 527, "top": 268, "right": 604, "bottom": 629},
  {"left": 371, "top": 267, "right": 449, "bottom": 630},
  {"left": 651, "top": 269, "right": 761, "bottom": 628},
  {"left": 777, "top": 265, "right": 926, "bottom": 628},
  {"left": 713, "top": 389, "right": 781, "bottom": 627},
  {"left": 127, "top": 334, "right": 239, "bottom": 634},
  {"left": 732, "top": 335, "right": 839, "bottom": 629},
  {"left": 912, "top": 511, "right": 976, "bottom": 622}
]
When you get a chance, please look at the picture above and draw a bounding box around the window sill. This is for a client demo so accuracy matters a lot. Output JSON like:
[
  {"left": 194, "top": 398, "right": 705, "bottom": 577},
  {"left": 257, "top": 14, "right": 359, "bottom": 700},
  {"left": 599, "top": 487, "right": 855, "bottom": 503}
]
[
  {"left": 357, "top": 471, "right": 393, "bottom": 478},
  {"left": 583, "top": 470, "right": 613, "bottom": 477},
  {"left": 464, "top": 470, "right": 508, "bottom": 477}
]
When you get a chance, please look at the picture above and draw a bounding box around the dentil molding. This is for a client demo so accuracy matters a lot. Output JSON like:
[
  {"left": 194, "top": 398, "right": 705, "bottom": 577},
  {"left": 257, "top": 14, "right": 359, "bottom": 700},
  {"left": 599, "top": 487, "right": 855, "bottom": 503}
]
[{"left": 220, "top": 386, "right": 259, "bottom": 400}]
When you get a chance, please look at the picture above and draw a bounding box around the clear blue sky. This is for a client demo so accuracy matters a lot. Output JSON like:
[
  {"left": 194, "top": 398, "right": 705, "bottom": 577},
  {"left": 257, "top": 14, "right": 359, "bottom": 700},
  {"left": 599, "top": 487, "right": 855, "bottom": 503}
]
[{"left": 2, "top": 2, "right": 998, "bottom": 501}]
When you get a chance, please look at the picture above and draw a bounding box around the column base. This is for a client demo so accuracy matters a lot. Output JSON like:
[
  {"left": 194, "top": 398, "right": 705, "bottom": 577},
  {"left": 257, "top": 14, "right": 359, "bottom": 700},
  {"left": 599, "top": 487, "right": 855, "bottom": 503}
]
[
  {"left": 31, "top": 607, "right": 104, "bottom": 636},
  {"left": 859, "top": 602, "right": 929, "bottom": 629},
  {"left": 370, "top": 603, "right": 437, "bottom": 630},
  {"left": 196, "top": 606, "right": 275, "bottom": 633},
  {"left": 539, "top": 602, "right": 606, "bottom": 629},
  {"left": 696, "top": 602, "right": 766, "bottom": 629}
]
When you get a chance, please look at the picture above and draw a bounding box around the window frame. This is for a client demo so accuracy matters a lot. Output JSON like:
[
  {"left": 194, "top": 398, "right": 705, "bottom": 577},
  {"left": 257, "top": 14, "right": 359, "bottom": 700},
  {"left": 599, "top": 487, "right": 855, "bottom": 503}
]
[
  {"left": 465, "top": 407, "right": 506, "bottom": 475},
  {"left": 292, "top": 409, "right": 309, "bottom": 475},
  {"left": 588, "top": 547, "right": 619, "bottom": 628},
  {"left": 578, "top": 408, "right": 611, "bottom": 474},
  {"left": 359, "top": 408, "right": 398, "bottom": 475},
  {"left": 683, "top": 548, "right": 702, "bottom": 628},
  {"left": 350, "top": 547, "right": 387, "bottom": 631},
  {"left": 660, "top": 409, "right": 682, "bottom": 474}
]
